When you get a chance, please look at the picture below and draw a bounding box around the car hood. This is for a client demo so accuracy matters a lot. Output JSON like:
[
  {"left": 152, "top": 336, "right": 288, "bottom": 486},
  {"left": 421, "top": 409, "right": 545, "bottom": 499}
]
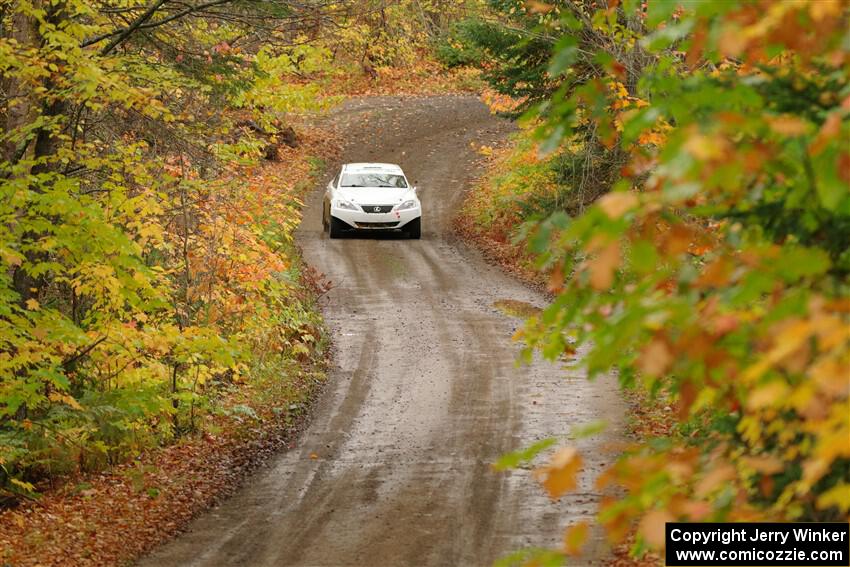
[{"left": 338, "top": 187, "right": 415, "bottom": 204}]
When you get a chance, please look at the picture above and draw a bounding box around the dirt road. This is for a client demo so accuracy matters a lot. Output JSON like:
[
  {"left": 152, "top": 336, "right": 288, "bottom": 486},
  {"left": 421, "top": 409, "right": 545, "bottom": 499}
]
[{"left": 139, "top": 95, "right": 626, "bottom": 567}]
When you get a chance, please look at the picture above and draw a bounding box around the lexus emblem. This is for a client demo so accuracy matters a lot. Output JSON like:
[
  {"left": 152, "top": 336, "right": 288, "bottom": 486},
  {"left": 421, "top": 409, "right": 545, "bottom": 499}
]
[{"left": 373, "top": 206, "right": 381, "bottom": 213}]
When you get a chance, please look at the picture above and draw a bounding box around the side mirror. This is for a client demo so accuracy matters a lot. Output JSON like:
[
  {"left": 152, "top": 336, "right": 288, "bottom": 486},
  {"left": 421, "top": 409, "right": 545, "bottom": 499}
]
[{"left": 413, "top": 186, "right": 420, "bottom": 193}]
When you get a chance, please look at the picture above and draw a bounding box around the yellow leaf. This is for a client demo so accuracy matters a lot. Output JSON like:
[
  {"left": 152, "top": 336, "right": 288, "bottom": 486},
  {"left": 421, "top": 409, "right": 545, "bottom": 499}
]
[
  {"left": 817, "top": 483, "right": 850, "bottom": 513},
  {"left": 684, "top": 132, "right": 728, "bottom": 161},
  {"left": 10, "top": 478, "right": 35, "bottom": 492},
  {"left": 808, "top": 0, "right": 843, "bottom": 20},
  {"left": 534, "top": 446, "right": 582, "bottom": 500},
  {"left": 25, "top": 298, "right": 40, "bottom": 310},
  {"left": 49, "top": 392, "right": 83, "bottom": 411},
  {"left": 747, "top": 382, "right": 790, "bottom": 410}
]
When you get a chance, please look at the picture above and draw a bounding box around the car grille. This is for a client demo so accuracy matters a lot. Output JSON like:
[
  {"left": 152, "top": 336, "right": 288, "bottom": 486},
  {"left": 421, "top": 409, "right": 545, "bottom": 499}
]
[
  {"left": 355, "top": 222, "right": 399, "bottom": 229},
  {"left": 361, "top": 204, "right": 394, "bottom": 214}
]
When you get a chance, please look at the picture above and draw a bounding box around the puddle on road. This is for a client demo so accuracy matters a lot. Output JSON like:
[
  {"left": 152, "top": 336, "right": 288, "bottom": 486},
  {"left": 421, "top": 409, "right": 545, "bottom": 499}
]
[{"left": 493, "top": 299, "right": 542, "bottom": 319}]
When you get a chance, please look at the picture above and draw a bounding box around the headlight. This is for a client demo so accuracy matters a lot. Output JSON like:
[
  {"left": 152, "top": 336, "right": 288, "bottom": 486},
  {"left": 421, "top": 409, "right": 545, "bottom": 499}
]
[
  {"left": 396, "top": 200, "right": 417, "bottom": 211},
  {"left": 335, "top": 199, "right": 359, "bottom": 211}
]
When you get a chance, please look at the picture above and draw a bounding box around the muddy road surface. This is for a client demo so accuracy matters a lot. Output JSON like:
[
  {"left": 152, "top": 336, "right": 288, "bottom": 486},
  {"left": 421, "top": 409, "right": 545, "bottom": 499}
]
[{"left": 139, "top": 95, "right": 626, "bottom": 567}]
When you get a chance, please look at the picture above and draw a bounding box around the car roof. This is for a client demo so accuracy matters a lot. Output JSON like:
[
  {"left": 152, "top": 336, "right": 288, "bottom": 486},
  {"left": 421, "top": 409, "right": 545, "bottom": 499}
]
[{"left": 342, "top": 163, "right": 405, "bottom": 175}]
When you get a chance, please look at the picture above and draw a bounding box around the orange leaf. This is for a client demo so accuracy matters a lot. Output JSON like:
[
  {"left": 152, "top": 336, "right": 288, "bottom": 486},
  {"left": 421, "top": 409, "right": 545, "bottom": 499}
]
[
  {"left": 811, "top": 358, "right": 850, "bottom": 397},
  {"left": 563, "top": 521, "right": 589, "bottom": 556},
  {"left": 740, "top": 456, "right": 783, "bottom": 475},
  {"left": 548, "top": 262, "right": 565, "bottom": 293},
  {"left": 527, "top": 1, "right": 554, "bottom": 14},
  {"left": 810, "top": 112, "right": 841, "bottom": 155},
  {"left": 534, "top": 447, "right": 582, "bottom": 500},
  {"left": 639, "top": 339, "right": 673, "bottom": 378},
  {"left": 598, "top": 191, "right": 638, "bottom": 219},
  {"left": 663, "top": 224, "right": 694, "bottom": 255},
  {"left": 678, "top": 380, "right": 697, "bottom": 420},
  {"left": 639, "top": 509, "right": 674, "bottom": 549},
  {"left": 686, "top": 23, "right": 707, "bottom": 68},
  {"left": 768, "top": 115, "right": 809, "bottom": 136},
  {"left": 695, "top": 463, "right": 736, "bottom": 498},
  {"left": 695, "top": 257, "right": 733, "bottom": 288},
  {"left": 747, "top": 382, "right": 790, "bottom": 410},
  {"left": 588, "top": 241, "right": 621, "bottom": 291}
]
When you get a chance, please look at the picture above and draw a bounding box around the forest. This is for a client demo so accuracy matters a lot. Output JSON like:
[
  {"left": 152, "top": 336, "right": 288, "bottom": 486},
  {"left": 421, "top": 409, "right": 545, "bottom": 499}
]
[{"left": 1, "top": 0, "right": 848, "bottom": 565}]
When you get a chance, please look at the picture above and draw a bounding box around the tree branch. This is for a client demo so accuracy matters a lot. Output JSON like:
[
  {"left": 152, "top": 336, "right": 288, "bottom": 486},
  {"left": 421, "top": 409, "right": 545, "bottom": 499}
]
[
  {"left": 83, "top": 0, "right": 240, "bottom": 53},
  {"left": 95, "top": 0, "right": 170, "bottom": 55}
]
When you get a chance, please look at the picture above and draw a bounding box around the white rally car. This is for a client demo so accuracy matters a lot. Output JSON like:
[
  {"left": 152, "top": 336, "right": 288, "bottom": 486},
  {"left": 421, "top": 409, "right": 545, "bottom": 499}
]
[{"left": 322, "top": 163, "right": 421, "bottom": 239}]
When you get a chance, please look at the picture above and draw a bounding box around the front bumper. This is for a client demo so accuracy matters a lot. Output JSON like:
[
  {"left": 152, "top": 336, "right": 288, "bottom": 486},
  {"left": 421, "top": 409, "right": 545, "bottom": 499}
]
[{"left": 332, "top": 206, "right": 421, "bottom": 230}]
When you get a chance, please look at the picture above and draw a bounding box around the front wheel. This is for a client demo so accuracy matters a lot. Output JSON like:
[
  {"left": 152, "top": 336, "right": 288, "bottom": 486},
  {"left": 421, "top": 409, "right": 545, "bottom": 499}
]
[
  {"left": 329, "top": 216, "right": 347, "bottom": 239},
  {"left": 405, "top": 218, "right": 421, "bottom": 240}
]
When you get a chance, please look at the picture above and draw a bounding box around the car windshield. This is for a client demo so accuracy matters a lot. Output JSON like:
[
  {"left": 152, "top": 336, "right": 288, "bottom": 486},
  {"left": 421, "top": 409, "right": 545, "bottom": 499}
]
[{"left": 341, "top": 173, "right": 408, "bottom": 188}]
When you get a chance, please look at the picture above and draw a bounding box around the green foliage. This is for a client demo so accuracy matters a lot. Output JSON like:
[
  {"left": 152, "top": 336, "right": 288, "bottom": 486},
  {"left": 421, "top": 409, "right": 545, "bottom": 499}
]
[
  {"left": 0, "top": 0, "right": 334, "bottom": 496},
  {"left": 463, "top": 129, "right": 559, "bottom": 238},
  {"left": 462, "top": 124, "right": 616, "bottom": 249},
  {"left": 512, "top": 0, "right": 850, "bottom": 554},
  {"left": 0, "top": 0, "right": 482, "bottom": 499},
  {"left": 495, "top": 548, "right": 565, "bottom": 567},
  {"left": 443, "top": 2, "right": 562, "bottom": 110},
  {"left": 435, "top": 19, "right": 488, "bottom": 68},
  {"left": 233, "top": 45, "right": 335, "bottom": 129},
  {"left": 493, "top": 438, "right": 556, "bottom": 471},
  {"left": 324, "top": 0, "right": 477, "bottom": 71}
]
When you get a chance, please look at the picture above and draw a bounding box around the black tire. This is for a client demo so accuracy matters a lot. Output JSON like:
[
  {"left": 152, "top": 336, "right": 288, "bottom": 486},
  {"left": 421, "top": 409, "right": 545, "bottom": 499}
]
[
  {"left": 405, "top": 218, "right": 421, "bottom": 239},
  {"left": 329, "top": 216, "right": 347, "bottom": 239}
]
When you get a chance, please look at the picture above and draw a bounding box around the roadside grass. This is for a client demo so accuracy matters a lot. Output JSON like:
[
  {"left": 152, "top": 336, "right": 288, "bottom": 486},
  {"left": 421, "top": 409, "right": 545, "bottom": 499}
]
[{"left": 454, "top": 126, "right": 555, "bottom": 291}]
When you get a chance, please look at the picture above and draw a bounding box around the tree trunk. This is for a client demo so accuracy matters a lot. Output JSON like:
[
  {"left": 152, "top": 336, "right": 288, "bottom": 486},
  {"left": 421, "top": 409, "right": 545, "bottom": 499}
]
[{"left": 1, "top": 5, "right": 40, "bottom": 165}]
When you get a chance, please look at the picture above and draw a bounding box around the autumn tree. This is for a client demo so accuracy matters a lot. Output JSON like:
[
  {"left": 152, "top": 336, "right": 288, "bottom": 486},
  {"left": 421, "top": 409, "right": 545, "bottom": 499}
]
[
  {"left": 441, "top": 0, "right": 655, "bottom": 212},
  {"left": 512, "top": 0, "right": 849, "bottom": 561},
  {"left": 0, "top": 0, "right": 353, "bottom": 494}
]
